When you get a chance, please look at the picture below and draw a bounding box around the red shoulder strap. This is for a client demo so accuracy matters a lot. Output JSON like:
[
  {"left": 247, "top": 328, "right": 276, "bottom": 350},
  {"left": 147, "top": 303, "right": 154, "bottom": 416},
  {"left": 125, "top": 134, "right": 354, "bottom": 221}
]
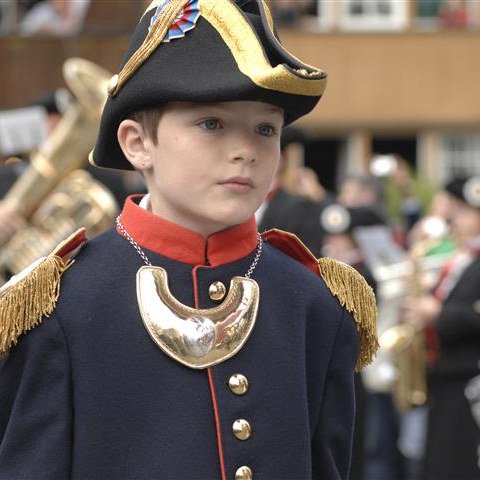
[
  {"left": 261, "top": 229, "right": 318, "bottom": 275},
  {"left": 52, "top": 228, "right": 87, "bottom": 259}
]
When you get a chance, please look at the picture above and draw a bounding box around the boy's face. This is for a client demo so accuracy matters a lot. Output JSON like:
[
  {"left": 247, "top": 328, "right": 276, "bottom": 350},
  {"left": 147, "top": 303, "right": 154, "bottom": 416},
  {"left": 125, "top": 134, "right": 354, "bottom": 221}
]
[{"left": 126, "top": 101, "right": 283, "bottom": 236}]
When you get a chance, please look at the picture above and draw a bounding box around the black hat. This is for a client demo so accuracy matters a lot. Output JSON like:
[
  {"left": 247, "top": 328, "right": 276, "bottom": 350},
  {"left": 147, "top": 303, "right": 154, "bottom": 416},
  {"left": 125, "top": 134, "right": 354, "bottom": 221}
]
[
  {"left": 445, "top": 176, "right": 480, "bottom": 209},
  {"left": 320, "top": 204, "right": 386, "bottom": 235},
  {"left": 90, "top": 0, "right": 327, "bottom": 170},
  {"left": 29, "top": 88, "right": 72, "bottom": 115}
]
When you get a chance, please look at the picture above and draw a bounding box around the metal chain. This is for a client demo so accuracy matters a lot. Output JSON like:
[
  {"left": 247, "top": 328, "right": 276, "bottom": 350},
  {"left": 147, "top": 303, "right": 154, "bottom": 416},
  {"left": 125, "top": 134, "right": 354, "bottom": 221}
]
[
  {"left": 244, "top": 232, "right": 262, "bottom": 279},
  {"left": 116, "top": 215, "right": 263, "bottom": 278},
  {"left": 116, "top": 216, "right": 152, "bottom": 266}
]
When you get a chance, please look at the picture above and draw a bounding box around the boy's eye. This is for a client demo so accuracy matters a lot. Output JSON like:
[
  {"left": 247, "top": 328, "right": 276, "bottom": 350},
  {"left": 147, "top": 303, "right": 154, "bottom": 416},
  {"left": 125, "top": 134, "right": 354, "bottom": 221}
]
[
  {"left": 200, "top": 119, "right": 221, "bottom": 130},
  {"left": 257, "top": 124, "right": 276, "bottom": 137}
]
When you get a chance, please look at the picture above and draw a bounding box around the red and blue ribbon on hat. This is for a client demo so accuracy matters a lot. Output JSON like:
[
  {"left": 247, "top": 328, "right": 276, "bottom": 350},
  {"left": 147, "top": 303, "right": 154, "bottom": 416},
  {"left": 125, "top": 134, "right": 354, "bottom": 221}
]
[{"left": 149, "top": 0, "right": 200, "bottom": 41}]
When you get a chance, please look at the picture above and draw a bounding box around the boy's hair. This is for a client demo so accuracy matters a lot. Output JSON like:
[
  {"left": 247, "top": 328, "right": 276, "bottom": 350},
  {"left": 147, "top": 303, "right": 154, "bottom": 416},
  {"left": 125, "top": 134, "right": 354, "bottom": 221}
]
[{"left": 127, "top": 108, "right": 163, "bottom": 146}]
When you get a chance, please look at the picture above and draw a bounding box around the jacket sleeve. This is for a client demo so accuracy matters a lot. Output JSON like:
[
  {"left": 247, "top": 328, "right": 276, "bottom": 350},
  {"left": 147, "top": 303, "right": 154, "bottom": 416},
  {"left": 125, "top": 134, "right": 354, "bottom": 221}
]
[
  {"left": 0, "top": 313, "right": 73, "bottom": 479},
  {"left": 311, "top": 308, "right": 359, "bottom": 480},
  {"left": 438, "top": 301, "right": 480, "bottom": 340}
]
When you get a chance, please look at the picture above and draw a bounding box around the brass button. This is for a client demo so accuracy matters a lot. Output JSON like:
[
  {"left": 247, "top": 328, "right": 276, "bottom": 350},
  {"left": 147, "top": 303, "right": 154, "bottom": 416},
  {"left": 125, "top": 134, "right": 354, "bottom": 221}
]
[
  {"left": 235, "top": 465, "right": 253, "bottom": 480},
  {"left": 473, "top": 300, "right": 480, "bottom": 314},
  {"left": 232, "top": 419, "right": 252, "bottom": 440},
  {"left": 228, "top": 373, "right": 249, "bottom": 395},
  {"left": 107, "top": 74, "right": 119, "bottom": 95},
  {"left": 209, "top": 281, "right": 227, "bottom": 301}
]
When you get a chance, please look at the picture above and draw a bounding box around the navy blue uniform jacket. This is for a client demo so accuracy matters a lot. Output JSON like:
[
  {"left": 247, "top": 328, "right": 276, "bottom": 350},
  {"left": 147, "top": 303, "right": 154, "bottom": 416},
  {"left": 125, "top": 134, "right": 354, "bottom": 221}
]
[{"left": 0, "top": 196, "right": 359, "bottom": 479}]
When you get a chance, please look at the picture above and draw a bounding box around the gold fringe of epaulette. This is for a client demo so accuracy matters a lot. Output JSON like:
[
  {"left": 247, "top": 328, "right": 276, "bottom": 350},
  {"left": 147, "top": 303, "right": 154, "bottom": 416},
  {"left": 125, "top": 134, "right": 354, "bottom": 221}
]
[
  {"left": 0, "top": 255, "right": 71, "bottom": 355},
  {"left": 318, "top": 258, "right": 379, "bottom": 371},
  {"left": 110, "top": 0, "right": 189, "bottom": 96}
]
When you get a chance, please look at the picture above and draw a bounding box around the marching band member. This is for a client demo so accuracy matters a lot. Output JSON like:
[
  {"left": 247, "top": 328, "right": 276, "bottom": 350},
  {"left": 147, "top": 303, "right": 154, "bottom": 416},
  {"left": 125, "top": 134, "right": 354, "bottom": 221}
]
[
  {"left": 404, "top": 176, "right": 480, "bottom": 480},
  {"left": 0, "top": 1, "right": 377, "bottom": 479}
]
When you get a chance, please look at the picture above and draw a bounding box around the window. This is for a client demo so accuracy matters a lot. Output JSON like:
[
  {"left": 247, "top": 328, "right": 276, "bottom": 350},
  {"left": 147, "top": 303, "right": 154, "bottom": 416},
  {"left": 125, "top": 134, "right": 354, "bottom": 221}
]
[
  {"left": 315, "top": 0, "right": 335, "bottom": 30},
  {"left": 417, "top": 0, "right": 444, "bottom": 29},
  {"left": 338, "top": 0, "right": 408, "bottom": 31},
  {"left": 439, "top": 134, "right": 480, "bottom": 183}
]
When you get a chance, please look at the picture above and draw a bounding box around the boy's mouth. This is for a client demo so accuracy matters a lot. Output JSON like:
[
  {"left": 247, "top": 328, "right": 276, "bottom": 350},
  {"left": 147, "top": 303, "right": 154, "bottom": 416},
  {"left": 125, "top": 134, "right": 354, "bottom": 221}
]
[{"left": 219, "top": 176, "right": 254, "bottom": 193}]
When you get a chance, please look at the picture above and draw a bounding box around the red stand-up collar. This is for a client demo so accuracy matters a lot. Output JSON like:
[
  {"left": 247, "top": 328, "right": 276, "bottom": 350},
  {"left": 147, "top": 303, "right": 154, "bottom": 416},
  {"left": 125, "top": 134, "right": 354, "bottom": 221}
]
[{"left": 117, "top": 195, "right": 259, "bottom": 267}]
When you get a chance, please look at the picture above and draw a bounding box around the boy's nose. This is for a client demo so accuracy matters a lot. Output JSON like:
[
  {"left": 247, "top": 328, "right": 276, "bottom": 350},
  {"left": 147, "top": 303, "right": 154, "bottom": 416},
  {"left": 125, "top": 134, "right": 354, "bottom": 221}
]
[
  {"left": 231, "top": 151, "right": 256, "bottom": 164},
  {"left": 230, "top": 135, "right": 257, "bottom": 164}
]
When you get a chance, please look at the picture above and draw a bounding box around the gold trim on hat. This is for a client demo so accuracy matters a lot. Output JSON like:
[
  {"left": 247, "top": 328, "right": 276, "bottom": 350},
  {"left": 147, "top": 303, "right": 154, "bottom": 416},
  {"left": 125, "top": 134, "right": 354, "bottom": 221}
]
[
  {"left": 200, "top": 0, "right": 327, "bottom": 96},
  {"left": 109, "top": 0, "right": 190, "bottom": 97},
  {"left": 112, "top": 0, "right": 326, "bottom": 98}
]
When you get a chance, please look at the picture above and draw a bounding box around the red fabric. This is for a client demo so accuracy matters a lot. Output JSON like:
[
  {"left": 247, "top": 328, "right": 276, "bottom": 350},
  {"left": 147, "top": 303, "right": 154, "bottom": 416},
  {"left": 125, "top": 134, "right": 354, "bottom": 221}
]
[
  {"left": 440, "top": 7, "right": 468, "bottom": 28},
  {"left": 425, "top": 325, "right": 439, "bottom": 368},
  {"left": 207, "top": 368, "right": 227, "bottom": 480},
  {"left": 54, "top": 228, "right": 87, "bottom": 258},
  {"left": 262, "top": 229, "right": 319, "bottom": 275},
  {"left": 118, "top": 195, "right": 258, "bottom": 266}
]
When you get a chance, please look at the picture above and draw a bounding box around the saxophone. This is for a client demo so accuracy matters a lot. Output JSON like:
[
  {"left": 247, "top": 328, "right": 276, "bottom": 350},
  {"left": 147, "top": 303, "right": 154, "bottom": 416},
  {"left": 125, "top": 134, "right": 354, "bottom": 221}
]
[
  {"left": 0, "top": 58, "right": 118, "bottom": 283},
  {"left": 379, "top": 233, "right": 449, "bottom": 411}
]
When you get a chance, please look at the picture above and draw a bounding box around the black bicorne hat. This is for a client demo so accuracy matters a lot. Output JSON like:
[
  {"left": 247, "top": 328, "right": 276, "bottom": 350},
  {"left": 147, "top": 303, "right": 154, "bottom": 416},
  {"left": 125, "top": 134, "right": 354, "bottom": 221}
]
[
  {"left": 30, "top": 88, "right": 72, "bottom": 115},
  {"left": 445, "top": 176, "right": 480, "bottom": 209},
  {"left": 90, "top": 0, "right": 327, "bottom": 170}
]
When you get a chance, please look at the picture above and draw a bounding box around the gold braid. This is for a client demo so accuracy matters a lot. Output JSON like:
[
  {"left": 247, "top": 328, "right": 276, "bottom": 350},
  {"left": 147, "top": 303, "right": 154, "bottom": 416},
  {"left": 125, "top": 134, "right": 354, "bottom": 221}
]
[
  {"left": 109, "top": 0, "right": 190, "bottom": 96},
  {"left": 318, "top": 257, "right": 379, "bottom": 371}
]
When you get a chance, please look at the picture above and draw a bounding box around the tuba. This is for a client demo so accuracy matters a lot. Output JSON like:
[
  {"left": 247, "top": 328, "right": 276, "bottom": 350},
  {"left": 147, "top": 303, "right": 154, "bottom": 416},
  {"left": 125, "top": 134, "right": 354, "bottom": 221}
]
[{"left": 0, "top": 58, "right": 118, "bottom": 282}]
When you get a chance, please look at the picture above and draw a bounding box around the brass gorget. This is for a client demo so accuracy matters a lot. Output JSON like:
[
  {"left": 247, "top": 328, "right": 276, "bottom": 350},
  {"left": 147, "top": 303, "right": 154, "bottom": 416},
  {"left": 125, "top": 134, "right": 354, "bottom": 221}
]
[
  {"left": 116, "top": 215, "right": 262, "bottom": 369},
  {"left": 136, "top": 266, "right": 260, "bottom": 369}
]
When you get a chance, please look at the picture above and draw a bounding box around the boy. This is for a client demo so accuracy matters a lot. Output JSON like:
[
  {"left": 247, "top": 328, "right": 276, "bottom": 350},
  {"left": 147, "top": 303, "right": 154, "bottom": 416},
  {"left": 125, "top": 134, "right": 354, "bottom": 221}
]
[{"left": 0, "top": 1, "right": 377, "bottom": 479}]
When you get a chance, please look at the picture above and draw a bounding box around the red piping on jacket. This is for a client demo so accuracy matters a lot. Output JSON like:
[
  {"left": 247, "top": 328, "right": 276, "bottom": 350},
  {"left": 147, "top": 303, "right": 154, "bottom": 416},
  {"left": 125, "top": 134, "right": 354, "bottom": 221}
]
[{"left": 192, "top": 265, "right": 227, "bottom": 480}]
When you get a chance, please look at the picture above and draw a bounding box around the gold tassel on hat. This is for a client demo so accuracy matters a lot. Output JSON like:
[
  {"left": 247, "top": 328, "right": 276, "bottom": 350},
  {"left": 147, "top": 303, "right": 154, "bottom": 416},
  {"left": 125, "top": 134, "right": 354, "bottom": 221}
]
[
  {"left": 0, "top": 255, "right": 72, "bottom": 355},
  {"left": 318, "top": 257, "right": 379, "bottom": 371}
]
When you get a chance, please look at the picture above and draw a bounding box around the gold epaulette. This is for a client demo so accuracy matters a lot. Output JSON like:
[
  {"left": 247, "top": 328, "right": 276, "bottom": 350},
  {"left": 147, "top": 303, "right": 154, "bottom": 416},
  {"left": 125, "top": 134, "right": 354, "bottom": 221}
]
[
  {"left": 318, "top": 257, "right": 379, "bottom": 371},
  {"left": 262, "top": 228, "right": 379, "bottom": 371},
  {"left": 0, "top": 228, "right": 87, "bottom": 355}
]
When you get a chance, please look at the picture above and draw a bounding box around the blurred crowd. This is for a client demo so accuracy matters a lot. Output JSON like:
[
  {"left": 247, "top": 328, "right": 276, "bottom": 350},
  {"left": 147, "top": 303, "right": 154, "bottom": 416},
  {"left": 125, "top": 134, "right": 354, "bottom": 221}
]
[
  {"left": 0, "top": 0, "right": 479, "bottom": 36},
  {"left": 0, "top": 58, "right": 479, "bottom": 480},
  {"left": 256, "top": 129, "right": 480, "bottom": 480},
  {"left": 0, "top": 0, "right": 91, "bottom": 36},
  {"left": 268, "top": 0, "right": 480, "bottom": 30}
]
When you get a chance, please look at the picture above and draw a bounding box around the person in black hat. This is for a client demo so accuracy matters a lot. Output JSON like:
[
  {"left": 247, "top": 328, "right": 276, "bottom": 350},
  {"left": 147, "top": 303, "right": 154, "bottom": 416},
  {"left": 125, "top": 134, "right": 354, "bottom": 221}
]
[
  {"left": 403, "top": 176, "right": 480, "bottom": 480},
  {"left": 320, "top": 203, "right": 381, "bottom": 480},
  {"left": 320, "top": 203, "right": 382, "bottom": 286},
  {"left": 0, "top": 2, "right": 377, "bottom": 479}
]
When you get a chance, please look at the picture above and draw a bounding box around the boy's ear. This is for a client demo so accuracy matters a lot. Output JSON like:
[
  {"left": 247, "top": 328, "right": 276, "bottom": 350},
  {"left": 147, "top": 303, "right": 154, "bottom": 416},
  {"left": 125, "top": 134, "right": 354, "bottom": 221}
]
[{"left": 117, "top": 119, "right": 152, "bottom": 171}]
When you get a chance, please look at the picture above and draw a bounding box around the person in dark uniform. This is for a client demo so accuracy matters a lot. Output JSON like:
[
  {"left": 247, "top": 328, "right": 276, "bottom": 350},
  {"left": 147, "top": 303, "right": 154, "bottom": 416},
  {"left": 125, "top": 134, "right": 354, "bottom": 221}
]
[
  {"left": 0, "top": 88, "right": 132, "bottom": 207},
  {"left": 0, "top": 88, "right": 132, "bottom": 246},
  {"left": 0, "top": 1, "right": 378, "bottom": 479},
  {"left": 404, "top": 176, "right": 480, "bottom": 480},
  {"left": 257, "top": 126, "right": 333, "bottom": 256},
  {"left": 320, "top": 203, "right": 383, "bottom": 480}
]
